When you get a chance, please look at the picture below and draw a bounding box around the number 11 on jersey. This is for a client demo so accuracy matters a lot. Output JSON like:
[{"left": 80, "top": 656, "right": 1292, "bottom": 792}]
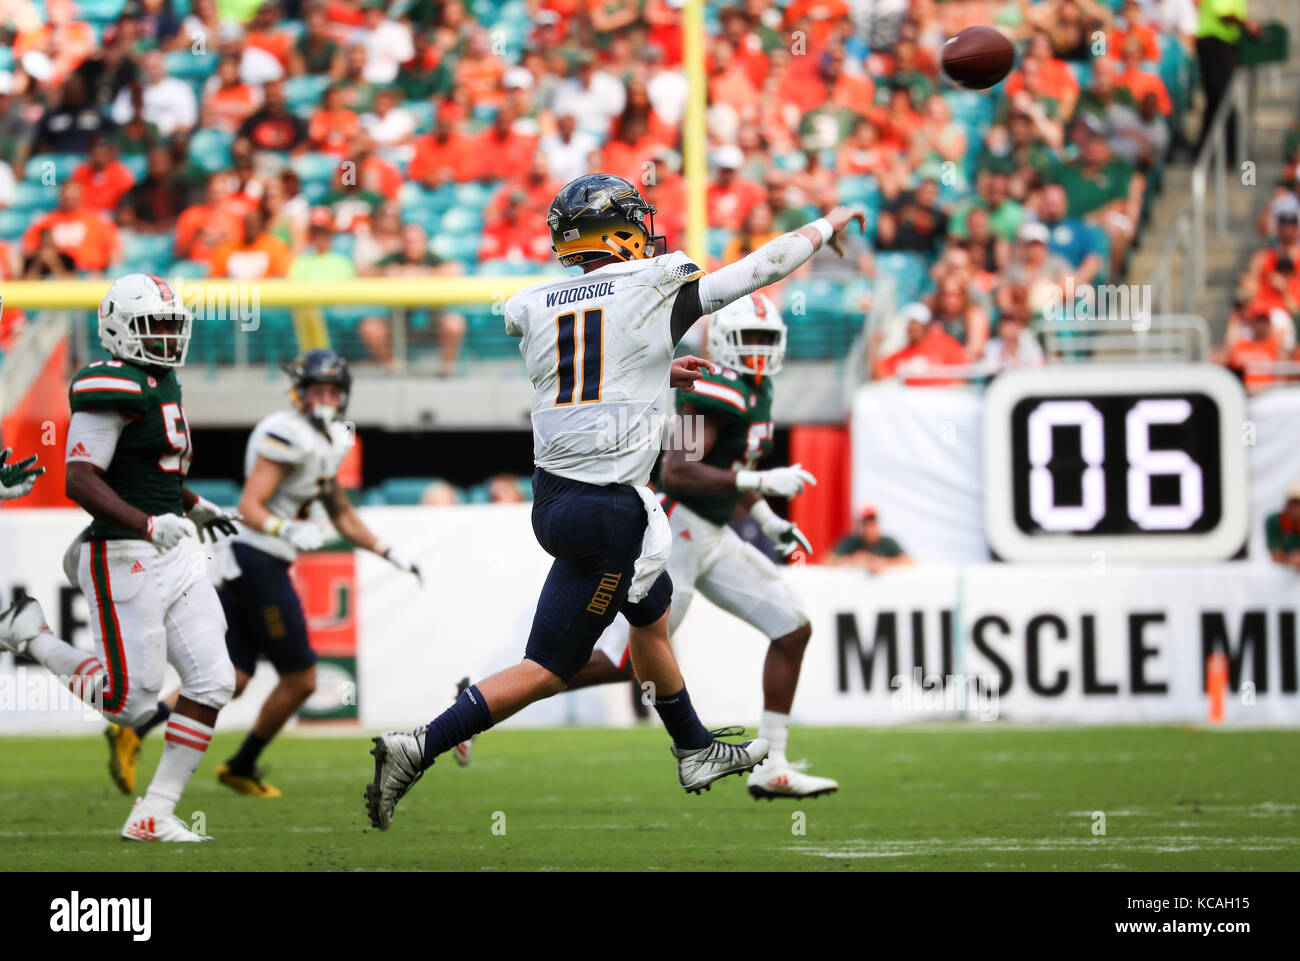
[{"left": 555, "top": 309, "right": 603, "bottom": 406}]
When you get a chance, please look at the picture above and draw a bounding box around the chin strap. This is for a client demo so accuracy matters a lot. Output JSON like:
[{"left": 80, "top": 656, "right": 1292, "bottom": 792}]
[{"left": 602, "top": 235, "right": 636, "bottom": 261}]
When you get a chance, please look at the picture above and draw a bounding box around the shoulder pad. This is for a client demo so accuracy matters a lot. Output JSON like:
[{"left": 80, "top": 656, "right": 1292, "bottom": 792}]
[
  {"left": 677, "top": 372, "right": 751, "bottom": 420},
  {"left": 68, "top": 362, "right": 151, "bottom": 414},
  {"left": 653, "top": 250, "right": 704, "bottom": 294},
  {"left": 251, "top": 410, "right": 310, "bottom": 464}
]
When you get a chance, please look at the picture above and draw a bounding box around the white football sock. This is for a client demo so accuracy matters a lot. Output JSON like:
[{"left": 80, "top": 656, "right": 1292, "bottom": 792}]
[
  {"left": 144, "top": 714, "right": 214, "bottom": 816},
  {"left": 758, "top": 710, "right": 790, "bottom": 766},
  {"left": 27, "top": 631, "right": 107, "bottom": 708}
]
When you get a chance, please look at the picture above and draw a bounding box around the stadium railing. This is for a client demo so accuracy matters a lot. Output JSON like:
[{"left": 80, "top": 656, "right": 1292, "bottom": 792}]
[{"left": 1147, "top": 68, "right": 1256, "bottom": 316}]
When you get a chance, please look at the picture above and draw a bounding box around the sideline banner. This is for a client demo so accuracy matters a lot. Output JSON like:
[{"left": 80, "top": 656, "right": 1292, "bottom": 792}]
[{"left": 4, "top": 509, "right": 1298, "bottom": 732}]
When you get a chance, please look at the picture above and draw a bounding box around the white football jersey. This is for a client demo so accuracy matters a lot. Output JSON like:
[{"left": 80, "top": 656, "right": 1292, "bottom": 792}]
[
  {"left": 505, "top": 250, "right": 703, "bottom": 486},
  {"left": 234, "top": 408, "right": 352, "bottom": 561}
]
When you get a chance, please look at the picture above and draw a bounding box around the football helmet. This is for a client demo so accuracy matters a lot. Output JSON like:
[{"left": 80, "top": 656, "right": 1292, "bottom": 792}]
[
  {"left": 708, "top": 293, "right": 787, "bottom": 379},
  {"left": 97, "top": 273, "right": 192, "bottom": 368},
  {"left": 548, "top": 173, "right": 664, "bottom": 268},
  {"left": 285, "top": 348, "right": 351, "bottom": 428}
]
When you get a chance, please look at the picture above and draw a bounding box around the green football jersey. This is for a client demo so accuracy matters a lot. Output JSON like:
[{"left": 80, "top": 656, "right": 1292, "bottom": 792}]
[
  {"left": 663, "top": 366, "right": 774, "bottom": 525},
  {"left": 68, "top": 359, "right": 192, "bottom": 541}
]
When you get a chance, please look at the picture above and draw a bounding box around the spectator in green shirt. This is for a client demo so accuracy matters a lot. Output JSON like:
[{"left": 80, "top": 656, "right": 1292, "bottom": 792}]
[
  {"left": 288, "top": 220, "right": 355, "bottom": 282},
  {"left": 1266, "top": 482, "right": 1300, "bottom": 568},
  {"left": 827, "top": 505, "right": 914, "bottom": 573}
]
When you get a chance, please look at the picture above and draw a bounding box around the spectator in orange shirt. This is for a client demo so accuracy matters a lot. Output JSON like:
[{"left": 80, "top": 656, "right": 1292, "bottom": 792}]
[
  {"left": 783, "top": 0, "right": 849, "bottom": 50},
  {"left": 202, "top": 55, "right": 263, "bottom": 133},
  {"left": 309, "top": 84, "right": 360, "bottom": 156},
  {"left": 706, "top": 145, "right": 763, "bottom": 231},
  {"left": 486, "top": 151, "right": 561, "bottom": 220},
  {"left": 21, "top": 182, "right": 120, "bottom": 274},
  {"left": 709, "top": 38, "right": 760, "bottom": 115},
  {"left": 210, "top": 208, "right": 292, "bottom": 280},
  {"left": 1114, "top": 35, "right": 1172, "bottom": 116},
  {"left": 408, "top": 103, "right": 477, "bottom": 187},
  {"left": 245, "top": 1, "right": 293, "bottom": 71},
  {"left": 779, "top": 46, "right": 872, "bottom": 115},
  {"left": 351, "top": 132, "right": 403, "bottom": 201},
  {"left": 722, "top": 201, "right": 782, "bottom": 264},
  {"left": 14, "top": 0, "right": 95, "bottom": 86},
  {"left": 479, "top": 190, "right": 553, "bottom": 263},
  {"left": 455, "top": 27, "right": 505, "bottom": 108},
  {"left": 70, "top": 138, "right": 137, "bottom": 212},
  {"left": 1004, "top": 31, "right": 1080, "bottom": 120},
  {"left": 717, "top": 5, "right": 768, "bottom": 88},
  {"left": 1226, "top": 307, "right": 1281, "bottom": 392},
  {"left": 611, "top": 77, "right": 677, "bottom": 148},
  {"left": 1108, "top": 0, "right": 1161, "bottom": 63},
  {"left": 472, "top": 105, "right": 539, "bottom": 183},
  {"left": 875, "top": 303, "right": 969, "bottom": 385},
  {"left": 175, "top": 174, "right": 244, "bottom": 264},
  {"left": 600, "top": 113, "right": 665, "bottom": 187}
]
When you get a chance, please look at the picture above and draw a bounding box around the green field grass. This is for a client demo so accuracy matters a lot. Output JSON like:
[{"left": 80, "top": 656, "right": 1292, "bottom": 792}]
[{"left": 3, "top": 725, "right": 1298, "bottom": 871}]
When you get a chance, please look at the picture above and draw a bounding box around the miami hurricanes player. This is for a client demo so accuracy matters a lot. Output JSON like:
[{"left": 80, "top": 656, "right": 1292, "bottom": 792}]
[
  {"left": 362, "top": 172, "right": 864, "bottom": 830},
  {"left": 0, "top": 273, "right": 240, "bottom": 842},
  {"left": 460, "top": 294, "right": 837, "bottom": 800},
  {"left": 104, "top": 348, "right": 423, "bottom": 799}
]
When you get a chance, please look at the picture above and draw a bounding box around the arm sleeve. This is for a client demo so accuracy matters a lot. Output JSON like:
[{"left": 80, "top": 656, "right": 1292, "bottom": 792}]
[
  {"left": 696, "top": 231, "right": 817, "bottom": 315},
  {"left": 66, "top": 410, "right": 127, "bottom": 471}
]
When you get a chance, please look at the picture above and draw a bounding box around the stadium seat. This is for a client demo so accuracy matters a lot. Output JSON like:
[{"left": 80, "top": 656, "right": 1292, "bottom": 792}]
[
  {"left": 872, "top": 251, "right": 931, "bottom": 306},
  {"left": 439, "top": 206, "right": 482, "bottom": 236},
  {"left": 189, "top": 128, "right": 233, "bottom": 173},
  {"left": 452, "top": 182, "right": 494, "bottom": 209},
  {"left": 378, "top": 477, "right": 443, "bottom": 505},
  {"left": 0, "top": 209, "right": 23, "bottom": 240},
  {"left": 122, "top": 153, "right": 148, "bottom": 182},
  {"left": 284, "top": 75, "right": 331, "bottom": 112},
  {"left": 24, "top": 153, "right": 81, "bottom": 183},
  {"left": 330, "top": 233, "right": 357, "bottom": 259},
  {"left": 10, "top": 180, "right": 57, "bottom": 212},
  {"left": 76, "top": 0, "right": 126, "bottom": 21},
  {"left": 163, "top": 50, "right": 217, "bottom": 82},
  {"left": 122, "top": 231, "right": 175, "bottom": 267},
  {"left": 782, "top": 277, "right": 872, "bottom": 360},
  {"left": 171, "top": 259, "right": 209, "bottom": 279},
  {"left": 184, "top": 478, "right": 242, "bottom": 507},
  {"left": 290, "top": 152, "right": 341, "bottom": 186}
]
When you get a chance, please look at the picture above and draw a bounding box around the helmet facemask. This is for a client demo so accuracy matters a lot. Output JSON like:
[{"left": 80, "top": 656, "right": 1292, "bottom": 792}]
[
  {"left": 114, "top": 310, "right": 193, "bottom": 368},
  {"left": 707, "top": 294, "right": 788, "bottom": 382},
  {"left": 722, "top": 327, "right": 786, "bottom": 382}
]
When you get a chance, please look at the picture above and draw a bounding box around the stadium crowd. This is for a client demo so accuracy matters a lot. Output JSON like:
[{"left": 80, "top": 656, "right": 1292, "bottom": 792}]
[
  {"left": 1219, "top": 121, "right": 1300, "bottom": 392},
  {"left": 0, "top": 0, "right": 1198, "bottom": 375}
]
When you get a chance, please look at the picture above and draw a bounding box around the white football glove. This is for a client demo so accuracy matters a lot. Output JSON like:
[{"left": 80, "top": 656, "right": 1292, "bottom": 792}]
[
  {"left": 736, "top": 463, "right": 818, "bottom": 499},
  {"left": 186, "top": 495, "right": 240, "bottom": 543},
  {"left": 750, "top": 499, "right": 813, "bottom": 558},
  {"left": 378, "top": 542, "right": 423, "bottom": 585},
  {"left": 280, "top": 520, "right": 326, "bottom": 552},
  {"left": 148, "top": 514, "right": 198, "bottom": 550}
]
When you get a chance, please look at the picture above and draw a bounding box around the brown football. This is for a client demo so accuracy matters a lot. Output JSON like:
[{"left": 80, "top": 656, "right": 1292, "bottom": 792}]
[{"left": 941, "top": 26, "right": 1015, "bottom": 90}]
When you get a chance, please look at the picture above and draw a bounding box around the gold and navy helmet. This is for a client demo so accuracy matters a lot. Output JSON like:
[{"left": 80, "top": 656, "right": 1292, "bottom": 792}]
[
  {"left": 547, "top": 173, "right": 665, "bottom": 268},
  {"left": 285, "top": 348, "right": 351, "bottom": 429}
]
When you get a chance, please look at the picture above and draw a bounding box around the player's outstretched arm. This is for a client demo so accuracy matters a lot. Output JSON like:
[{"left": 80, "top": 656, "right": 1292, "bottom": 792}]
[
  {"left": 697, "top": 205, "right": 865, "bottom": 312},
  {"left": 323, "top": 481, "right": 423, "bottom": 584},
  {"left": 669, "top": 207, "right": 866, "bottom": 344}
]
